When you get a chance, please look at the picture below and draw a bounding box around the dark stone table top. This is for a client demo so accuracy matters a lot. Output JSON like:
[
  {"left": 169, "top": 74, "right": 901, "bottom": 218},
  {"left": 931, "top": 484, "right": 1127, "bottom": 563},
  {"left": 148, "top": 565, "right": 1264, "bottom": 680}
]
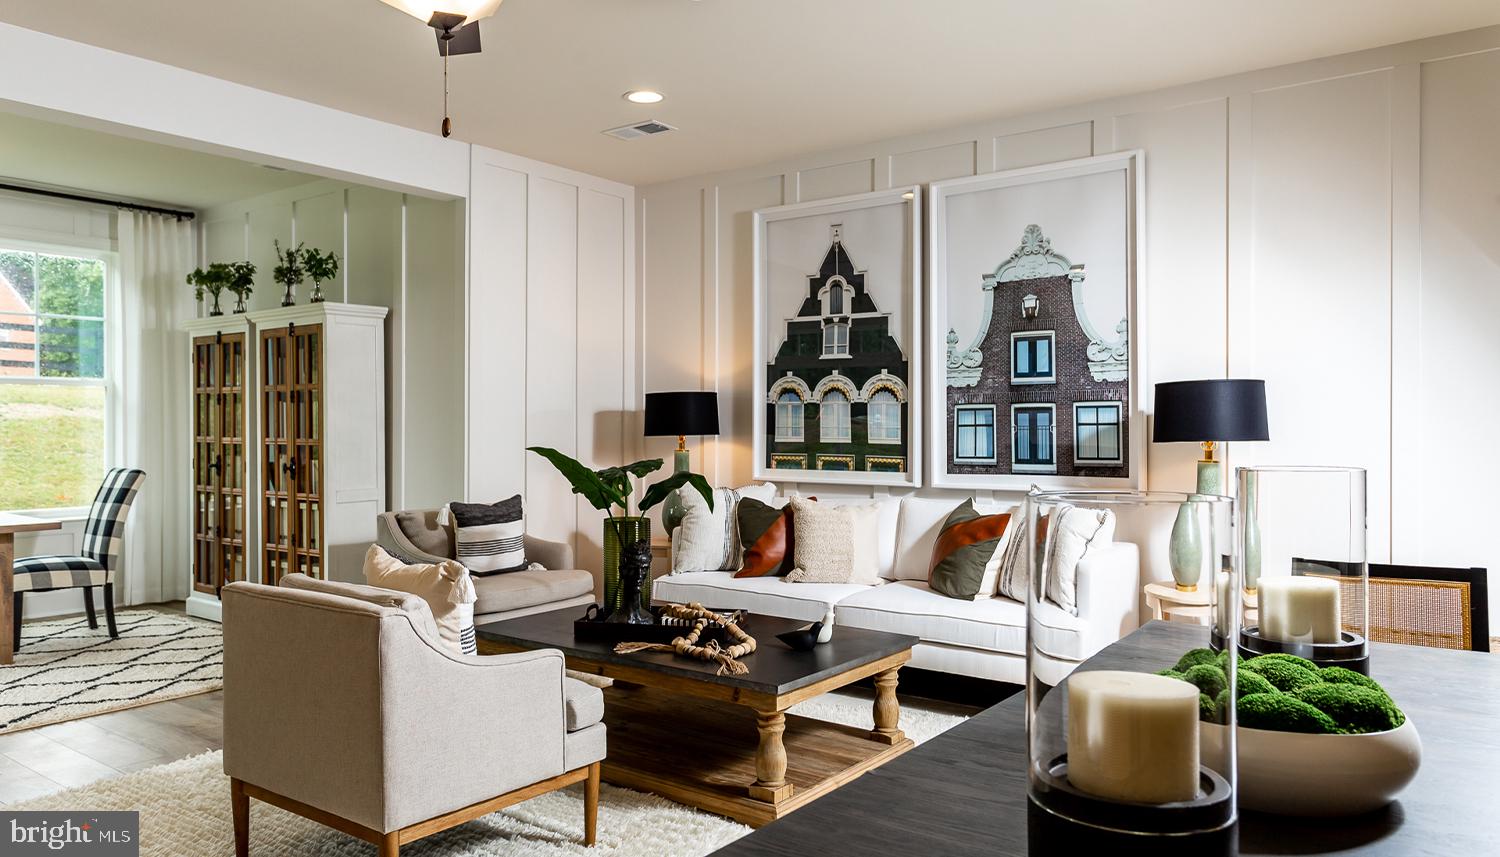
[
  {"left": 476, "top": 607, "right": 918, "bottom": 697},
  {"left": 714, "top": 620, "right": 1500, "bottom": 857}
]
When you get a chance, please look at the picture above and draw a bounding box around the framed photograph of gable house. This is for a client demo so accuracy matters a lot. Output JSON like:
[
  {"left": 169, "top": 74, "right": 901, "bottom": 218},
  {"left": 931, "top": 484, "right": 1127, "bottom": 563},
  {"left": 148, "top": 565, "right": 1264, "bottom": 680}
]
[
  {"left": 926, "top": 151, "right": 1145, "bottom": 491},
  {"left": 752, "top": 186, "right": 922, "bottom": 488}
]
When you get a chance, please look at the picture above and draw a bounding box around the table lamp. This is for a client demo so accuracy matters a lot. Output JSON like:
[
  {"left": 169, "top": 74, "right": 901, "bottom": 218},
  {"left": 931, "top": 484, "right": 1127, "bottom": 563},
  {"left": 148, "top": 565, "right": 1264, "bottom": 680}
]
[
  {"left": 1153, "top": 379, "right": 1269, "bottom": 590},
  {"left": 644, "top": 391, "right": 720, "bottom": 535}
]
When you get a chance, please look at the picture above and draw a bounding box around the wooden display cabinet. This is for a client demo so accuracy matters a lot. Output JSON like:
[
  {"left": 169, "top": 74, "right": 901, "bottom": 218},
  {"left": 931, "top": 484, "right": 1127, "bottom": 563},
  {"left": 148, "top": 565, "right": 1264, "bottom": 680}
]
[
  {"left": 184, "top": 316, "right": 255, "bottom": 622},
  {"left": 250, "top": 303, "right": 388, "bottom": 585}
]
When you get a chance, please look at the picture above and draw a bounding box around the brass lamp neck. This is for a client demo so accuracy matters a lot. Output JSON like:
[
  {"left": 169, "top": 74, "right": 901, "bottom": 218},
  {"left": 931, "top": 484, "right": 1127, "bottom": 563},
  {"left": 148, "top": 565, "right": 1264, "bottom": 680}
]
[
  {"left": 1200, "top": 440, "right": 1217, "bottom": 463},
  {"left": 676, "top": 434, "right": 687, "bottom": 453}
]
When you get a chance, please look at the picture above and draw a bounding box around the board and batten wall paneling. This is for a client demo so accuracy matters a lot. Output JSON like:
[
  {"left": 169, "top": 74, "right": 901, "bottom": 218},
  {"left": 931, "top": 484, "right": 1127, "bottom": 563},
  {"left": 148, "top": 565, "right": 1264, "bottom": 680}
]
[
  {"left": 636, "top": 27, "right": 1500, "bottom": 623},
  {"left": 1234, "top": 69, "right": 1394, "bottom": 563},
  {"left": 525, "top": 176, "right": 580, "bottom": 550},
  {"left": 468, "top": 145, "right": 635, "bottom": 592},
  {"left": 1413, "top": 49, "right": 1500, "bottom": 610}
]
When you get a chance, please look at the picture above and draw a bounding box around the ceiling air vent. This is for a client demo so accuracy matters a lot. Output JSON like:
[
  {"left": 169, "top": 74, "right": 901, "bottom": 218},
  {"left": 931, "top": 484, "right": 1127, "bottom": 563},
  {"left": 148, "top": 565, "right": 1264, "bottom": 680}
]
[{"left": 603, "top": 119, "right": 677, "bottom": 141}]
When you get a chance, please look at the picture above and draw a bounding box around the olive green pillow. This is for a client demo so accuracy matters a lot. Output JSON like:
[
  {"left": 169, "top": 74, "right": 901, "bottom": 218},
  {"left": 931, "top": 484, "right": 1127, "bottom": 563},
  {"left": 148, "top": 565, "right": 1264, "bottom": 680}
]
[{"left": 927, "top": 499, "right": 1012, "bottom": 600}]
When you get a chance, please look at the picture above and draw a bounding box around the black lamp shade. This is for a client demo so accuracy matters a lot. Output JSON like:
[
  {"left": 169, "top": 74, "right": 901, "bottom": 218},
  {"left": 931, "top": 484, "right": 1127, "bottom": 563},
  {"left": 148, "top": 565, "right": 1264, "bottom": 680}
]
[
  {"left": 644, "top": 391, "right": 720, "bottom": 437},
  {"left": 1153, "top": 379, "right": 1269, "bottom": 443}
]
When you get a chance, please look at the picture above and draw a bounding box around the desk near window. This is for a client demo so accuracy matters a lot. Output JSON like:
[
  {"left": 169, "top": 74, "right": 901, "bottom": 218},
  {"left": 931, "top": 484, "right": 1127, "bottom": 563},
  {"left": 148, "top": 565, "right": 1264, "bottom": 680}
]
[{"left": 0, "top": 512, "right": 63, "bottom": 665}]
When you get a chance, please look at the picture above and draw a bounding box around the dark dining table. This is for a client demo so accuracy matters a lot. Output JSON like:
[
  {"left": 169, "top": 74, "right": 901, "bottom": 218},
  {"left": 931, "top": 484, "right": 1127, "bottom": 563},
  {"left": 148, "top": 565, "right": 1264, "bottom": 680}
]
[{"left": 714, "top": 620, "right": 1500, "bottom": 857}]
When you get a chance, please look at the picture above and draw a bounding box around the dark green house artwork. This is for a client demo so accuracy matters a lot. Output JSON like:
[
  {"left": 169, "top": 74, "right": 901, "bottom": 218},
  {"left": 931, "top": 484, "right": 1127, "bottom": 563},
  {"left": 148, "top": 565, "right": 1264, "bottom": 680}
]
[{"left": 763, "top": 225, "right": 910, "bottom": 474}]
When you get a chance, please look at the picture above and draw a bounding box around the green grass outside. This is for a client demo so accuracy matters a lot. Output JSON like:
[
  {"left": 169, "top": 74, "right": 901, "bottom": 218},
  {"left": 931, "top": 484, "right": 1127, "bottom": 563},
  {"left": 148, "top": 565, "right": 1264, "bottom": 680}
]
[{"left": 0, "top": 383, "right": 105, "bottom": 510}]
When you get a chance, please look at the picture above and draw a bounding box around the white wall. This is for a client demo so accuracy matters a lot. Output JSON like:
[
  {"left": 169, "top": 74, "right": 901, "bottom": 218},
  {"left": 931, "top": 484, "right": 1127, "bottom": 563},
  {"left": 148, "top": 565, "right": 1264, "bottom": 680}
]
[
  {"left": 468, "top": 146, "right": 636, "bottom": 594},
  {"left": 637, "top": 26, "right": 1500, "bottom": 625}
]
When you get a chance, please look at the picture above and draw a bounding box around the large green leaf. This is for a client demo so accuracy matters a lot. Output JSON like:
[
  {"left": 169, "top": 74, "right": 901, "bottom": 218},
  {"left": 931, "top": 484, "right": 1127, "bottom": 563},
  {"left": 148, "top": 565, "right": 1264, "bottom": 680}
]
[
  {"left": 639, "top": 471, "right": 714, "bottom": 513},
  {"left": 620, "top": 459, "right": 663, "bottom": 478},
  {"left": 526, "top": 447, "right": 625, "bottom": 511}
]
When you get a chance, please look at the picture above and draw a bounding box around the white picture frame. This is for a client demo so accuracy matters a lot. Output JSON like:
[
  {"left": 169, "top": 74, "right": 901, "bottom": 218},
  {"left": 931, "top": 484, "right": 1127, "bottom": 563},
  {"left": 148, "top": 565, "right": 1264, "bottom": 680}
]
[
  {"left": 752, "top": 186, "right": 923, "bottom": 488},
  {"left": 926, "top": 151, "right": 1146, "bottom": 491}
]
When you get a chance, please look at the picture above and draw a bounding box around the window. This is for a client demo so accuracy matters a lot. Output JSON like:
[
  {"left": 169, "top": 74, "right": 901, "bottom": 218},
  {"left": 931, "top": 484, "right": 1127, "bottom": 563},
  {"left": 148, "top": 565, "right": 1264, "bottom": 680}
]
[
  {"left": 819, "top": 390, "right": 851, "bottom": 443},
  {"left": 1011, "top": 332, "right": 1054, "bottom": 383},
  {"left": 1075, "top": 402, "right": 1124, "bottom": 465},
  {"left": 822, "top": 322, "right": 849, "bottom": 356},
  {"left": 867, "top": 389, "right": 902, "bottom": 445},
  {"left": 828, "top": 284, "right": 844, "bottom": 315},
  {"left": 774, "top": 391, "right": 804, "bottom": 442},
  {"left": 866, "top": 456, "right": 905, "bottom": 473},
  {"left": 816, "top": 455, "right": 855, "bottom": 471},
  {"left": 1013, "top": 405, "right": 1055, "bottom": 470},
  {"left": 953, "top": 405, "right": 996, "bottom": 463},
  {"left": 0, "top": 247, "right": 108, "bottom": 511}
]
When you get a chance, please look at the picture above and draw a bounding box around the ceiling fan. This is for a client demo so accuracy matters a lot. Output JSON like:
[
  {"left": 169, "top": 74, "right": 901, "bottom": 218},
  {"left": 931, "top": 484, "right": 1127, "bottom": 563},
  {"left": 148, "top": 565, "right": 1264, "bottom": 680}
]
[{"left": 379, "top": 1, "right": 505, "bottom": 137}]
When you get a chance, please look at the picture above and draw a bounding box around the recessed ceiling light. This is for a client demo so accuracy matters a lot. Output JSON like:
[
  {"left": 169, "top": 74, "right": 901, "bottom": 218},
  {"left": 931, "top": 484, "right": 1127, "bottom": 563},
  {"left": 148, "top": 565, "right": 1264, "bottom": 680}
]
[{"left": 623, "top": 90, "right": 665, "bottom": 104}]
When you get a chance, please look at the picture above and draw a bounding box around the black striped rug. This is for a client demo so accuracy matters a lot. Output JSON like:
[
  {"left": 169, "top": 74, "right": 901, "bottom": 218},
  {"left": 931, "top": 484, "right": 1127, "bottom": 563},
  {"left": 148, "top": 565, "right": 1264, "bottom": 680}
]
[{"left": 0, "top": 610, "right": 222, "bottom": 734}]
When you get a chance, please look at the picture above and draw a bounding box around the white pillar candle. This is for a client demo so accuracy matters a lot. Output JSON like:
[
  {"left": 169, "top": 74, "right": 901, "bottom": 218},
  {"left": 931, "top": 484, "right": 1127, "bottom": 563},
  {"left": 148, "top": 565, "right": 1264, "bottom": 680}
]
[
  {"left": 1215, "top": 570, "right": 1232, "bottom": 634},
  {"left": 1067, "top": 671, "right": 1200, "bottom": 804},
  {"left": 1258, "top": 576, "right": 1340, "bottom": 643}
]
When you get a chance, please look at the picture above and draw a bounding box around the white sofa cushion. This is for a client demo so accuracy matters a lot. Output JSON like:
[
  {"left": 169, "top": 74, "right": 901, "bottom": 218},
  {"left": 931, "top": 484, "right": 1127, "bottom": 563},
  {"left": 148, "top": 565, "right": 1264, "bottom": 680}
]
[
  {"left": 652, "top": 571, "right": 871, "bottom": 623},
  {"left": 792, "top": 494, "right": 900, "bottom": 579},
  {"left": 892, "top": 496, "right": 962, "bottom": 580},
  {"left": 835, "top": 580, "right": 1029, "bottom": 655},
  {"left": 673, "top": 482, "right": 777, "bottom": 573}
]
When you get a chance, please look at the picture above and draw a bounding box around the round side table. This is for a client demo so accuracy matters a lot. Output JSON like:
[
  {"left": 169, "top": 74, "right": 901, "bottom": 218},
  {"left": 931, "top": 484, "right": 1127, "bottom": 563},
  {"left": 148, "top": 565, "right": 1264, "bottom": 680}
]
[{"left": 1143, "top": 581, "right": 1213, "bottom": 626}]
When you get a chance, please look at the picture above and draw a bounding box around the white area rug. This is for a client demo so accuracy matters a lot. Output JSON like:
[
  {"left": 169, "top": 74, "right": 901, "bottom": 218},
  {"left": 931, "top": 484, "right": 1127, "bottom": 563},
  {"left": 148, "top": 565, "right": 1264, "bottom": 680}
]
[
  {"left": 0, "top": 611, "right": 222, "bottom": 734},
  {"left": 12, "top": 691, "right": 966, "bottom": 856}
]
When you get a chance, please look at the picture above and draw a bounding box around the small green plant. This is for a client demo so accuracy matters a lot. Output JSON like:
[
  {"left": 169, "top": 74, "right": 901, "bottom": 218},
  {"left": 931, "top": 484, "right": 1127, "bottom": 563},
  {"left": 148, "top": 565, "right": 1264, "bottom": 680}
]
[
  {"left": 301, "top": 247, "right": 338, "bottom": 303},
  {"left": 226, "top": 261, "right": 256, "bottom": 309},
  {"left": 187, "top": 263, "right": 233, "bottom": 314},
  {"left": 272, "top": 240, "right": 306, "bottom": 306}
]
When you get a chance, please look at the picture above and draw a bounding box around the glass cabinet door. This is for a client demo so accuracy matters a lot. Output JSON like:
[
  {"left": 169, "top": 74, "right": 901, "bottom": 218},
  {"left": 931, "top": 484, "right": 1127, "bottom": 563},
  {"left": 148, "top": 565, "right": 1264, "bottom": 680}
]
[
  {"left": 192, "top": 331, "right": 247, "bottom": 596},
  {"left": 260, "top": 323, "right": 324, "bottom": 583}
]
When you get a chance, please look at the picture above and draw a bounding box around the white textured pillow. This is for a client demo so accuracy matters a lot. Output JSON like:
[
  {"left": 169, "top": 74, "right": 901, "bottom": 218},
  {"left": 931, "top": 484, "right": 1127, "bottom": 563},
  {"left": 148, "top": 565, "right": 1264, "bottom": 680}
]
[
  {"left": 846, "top": 503, "right": 884, "bottom": 586},
  {"left": 1043, "top": 505, "right": 1117, "bottom": 614},
  {"left": 787, "top": 496, "right": 857, "bottom": 583},
  {"left": 364, "top": 544, "right": 478, "bottom": 655},
  {"left": 996, "top": 513, "right": 1030, "bottom": 602},
  {"left": 671, "top": 482, "right": 777, "bottom": 573}
]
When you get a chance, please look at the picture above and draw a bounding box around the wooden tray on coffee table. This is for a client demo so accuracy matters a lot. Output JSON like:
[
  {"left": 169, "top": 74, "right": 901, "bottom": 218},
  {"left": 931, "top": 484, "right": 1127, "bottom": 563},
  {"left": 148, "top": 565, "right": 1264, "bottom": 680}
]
[{"left": 477, "top": 607, "right": 917, "bottom": 827}]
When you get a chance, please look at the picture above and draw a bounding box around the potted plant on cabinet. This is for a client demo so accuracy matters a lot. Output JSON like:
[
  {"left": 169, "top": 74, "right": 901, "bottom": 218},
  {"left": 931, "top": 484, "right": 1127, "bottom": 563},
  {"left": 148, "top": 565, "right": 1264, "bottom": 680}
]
[
  {"left": 301, "top": 247, "right": 337, "bottom": 304},
  {"left": 527, "top": 447, "right": 712, "bottom": 620},
  {"left": 187, "top": 263, "right": 229, "bottom": 316},
  {"left": 271, "top": 240, "right": 305, "bottom": 307},
  {"left": 226, "top": 261, "right": 257, "bottom": 313}
]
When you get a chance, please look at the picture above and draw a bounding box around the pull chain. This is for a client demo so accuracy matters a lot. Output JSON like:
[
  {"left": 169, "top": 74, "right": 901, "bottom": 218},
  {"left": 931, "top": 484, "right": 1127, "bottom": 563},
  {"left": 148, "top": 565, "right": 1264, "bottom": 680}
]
[{"left": 441, "top": 33, "right": 452, "bottom": 138}]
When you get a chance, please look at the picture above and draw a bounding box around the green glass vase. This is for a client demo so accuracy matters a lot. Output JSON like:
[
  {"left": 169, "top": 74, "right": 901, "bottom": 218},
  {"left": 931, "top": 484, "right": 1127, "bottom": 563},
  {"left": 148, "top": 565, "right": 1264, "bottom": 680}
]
[{"left": 602, "top": 516, "right": 651, "bottom": 616}]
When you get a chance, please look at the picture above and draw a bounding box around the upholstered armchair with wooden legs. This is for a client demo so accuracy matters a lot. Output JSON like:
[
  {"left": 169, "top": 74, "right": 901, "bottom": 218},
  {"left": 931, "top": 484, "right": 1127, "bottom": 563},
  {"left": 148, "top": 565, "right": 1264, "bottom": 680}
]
[{"left": 221, "top": 580, "right": 604, "bottom": 856}]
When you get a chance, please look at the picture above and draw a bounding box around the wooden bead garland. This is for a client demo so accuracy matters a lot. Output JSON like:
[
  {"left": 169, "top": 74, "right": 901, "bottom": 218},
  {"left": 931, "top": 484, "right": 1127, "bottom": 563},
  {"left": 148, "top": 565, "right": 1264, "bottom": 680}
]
[{"left": 614, "top": 602, "right": 757, "bottom": 675}]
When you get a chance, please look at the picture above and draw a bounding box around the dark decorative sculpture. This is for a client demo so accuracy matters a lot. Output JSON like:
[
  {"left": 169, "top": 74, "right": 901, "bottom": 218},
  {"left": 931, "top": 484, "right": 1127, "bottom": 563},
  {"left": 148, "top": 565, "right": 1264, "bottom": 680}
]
[{"left": 605, "top": 539, "right": 656, "bottom": 624}]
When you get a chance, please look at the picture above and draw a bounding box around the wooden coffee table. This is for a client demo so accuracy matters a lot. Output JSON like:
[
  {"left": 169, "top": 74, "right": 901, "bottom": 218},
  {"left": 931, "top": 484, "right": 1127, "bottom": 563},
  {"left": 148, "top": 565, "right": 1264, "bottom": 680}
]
[{"left": 476, "top": 608, "right": 917, "bottom": 827}]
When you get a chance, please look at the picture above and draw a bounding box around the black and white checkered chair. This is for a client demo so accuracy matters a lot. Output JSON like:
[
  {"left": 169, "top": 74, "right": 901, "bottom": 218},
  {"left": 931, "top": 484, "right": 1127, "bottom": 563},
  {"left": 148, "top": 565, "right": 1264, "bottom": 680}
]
[{"left": 12, "top": 467, "right": 145, "bottom": 651}]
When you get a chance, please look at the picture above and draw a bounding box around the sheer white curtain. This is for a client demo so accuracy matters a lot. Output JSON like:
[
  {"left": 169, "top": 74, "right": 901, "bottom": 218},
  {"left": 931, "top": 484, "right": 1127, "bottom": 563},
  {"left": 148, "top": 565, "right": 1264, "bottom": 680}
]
[{"left": 112, "top": 212, "right": 196, "bottom": 605}]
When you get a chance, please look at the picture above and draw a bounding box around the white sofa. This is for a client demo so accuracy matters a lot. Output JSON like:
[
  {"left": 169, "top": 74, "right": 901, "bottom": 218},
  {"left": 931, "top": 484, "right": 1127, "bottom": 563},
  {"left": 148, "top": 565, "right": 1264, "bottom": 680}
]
[{"left": 655, "top": 495, "right": 1140, "bottom": 685}]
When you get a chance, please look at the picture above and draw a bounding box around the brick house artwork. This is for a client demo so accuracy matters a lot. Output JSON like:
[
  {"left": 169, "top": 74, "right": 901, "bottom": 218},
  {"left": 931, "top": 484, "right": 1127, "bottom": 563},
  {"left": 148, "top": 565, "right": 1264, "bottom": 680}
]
[
  {"left": 945, "top": 224, "right": 1129, "bottom": 478},
  {"left": 764, "top": 224, "right": 910, "bottom": 473},
  {"left": 0, "top": 271, "right": 37, "bottom": 377}
]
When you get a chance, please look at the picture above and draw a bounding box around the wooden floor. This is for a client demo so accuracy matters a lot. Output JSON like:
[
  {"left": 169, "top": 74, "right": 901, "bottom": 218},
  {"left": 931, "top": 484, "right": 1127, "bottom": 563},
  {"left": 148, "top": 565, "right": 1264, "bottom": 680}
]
[{"left": 0, "top": 600, "right": 224, "bottom": 806}]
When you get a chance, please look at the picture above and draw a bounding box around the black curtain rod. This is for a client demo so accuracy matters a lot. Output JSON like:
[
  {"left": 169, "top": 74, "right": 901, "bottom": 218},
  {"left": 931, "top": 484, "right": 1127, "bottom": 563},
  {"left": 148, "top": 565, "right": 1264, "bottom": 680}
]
[{"left": 0, "top": 181, "right": 195, "bottom": 220}]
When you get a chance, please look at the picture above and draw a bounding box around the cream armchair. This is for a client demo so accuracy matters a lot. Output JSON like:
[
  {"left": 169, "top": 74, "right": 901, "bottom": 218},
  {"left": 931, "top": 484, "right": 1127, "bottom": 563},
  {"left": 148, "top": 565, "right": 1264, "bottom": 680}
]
[
  {"left": 376, "top": 509, "right": 596, "bottom": 624},
  {"left": 222, "top": 580, "right": 605, "bottom": 856}
]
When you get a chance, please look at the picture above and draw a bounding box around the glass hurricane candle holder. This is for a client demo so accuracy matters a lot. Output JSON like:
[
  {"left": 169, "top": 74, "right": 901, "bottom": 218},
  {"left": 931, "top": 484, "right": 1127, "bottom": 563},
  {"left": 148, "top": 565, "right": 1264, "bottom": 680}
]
[
  {"left": 1025, "top": 490, "right": 1237, "bottom": 857},
  {"left": 1236, "top": 466, "right": 1369, "bottom": 673}
]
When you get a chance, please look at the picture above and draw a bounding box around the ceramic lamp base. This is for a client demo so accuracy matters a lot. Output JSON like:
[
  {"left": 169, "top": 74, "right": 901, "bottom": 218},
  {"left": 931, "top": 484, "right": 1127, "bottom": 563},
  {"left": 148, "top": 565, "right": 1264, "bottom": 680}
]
[{"left": 660, "top": 448, "right": 692, "bottom": 535}]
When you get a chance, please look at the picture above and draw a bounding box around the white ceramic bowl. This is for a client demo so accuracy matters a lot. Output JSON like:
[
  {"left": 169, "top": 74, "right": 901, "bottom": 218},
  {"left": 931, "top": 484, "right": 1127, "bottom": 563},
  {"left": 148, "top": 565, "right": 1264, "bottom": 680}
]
[{"left": 1201, "top": 717, "right": 1421, "bottom": 816}]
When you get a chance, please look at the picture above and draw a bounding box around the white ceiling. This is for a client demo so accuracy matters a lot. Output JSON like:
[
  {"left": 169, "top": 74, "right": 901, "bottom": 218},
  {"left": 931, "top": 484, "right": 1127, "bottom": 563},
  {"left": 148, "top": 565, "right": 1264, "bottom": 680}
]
[
  {"left": 4, "top": 1, "right": 1498, "bottom": 187},
  {"left": 0, "top": 111, "right": 322, "bottom": 211}
]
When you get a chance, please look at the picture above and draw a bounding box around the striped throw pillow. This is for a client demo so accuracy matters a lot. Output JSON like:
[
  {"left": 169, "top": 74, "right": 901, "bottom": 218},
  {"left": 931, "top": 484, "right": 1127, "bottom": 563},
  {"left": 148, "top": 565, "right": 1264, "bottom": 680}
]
[{"left": 450, "top": 495, "right": 527, "bottom": 575}]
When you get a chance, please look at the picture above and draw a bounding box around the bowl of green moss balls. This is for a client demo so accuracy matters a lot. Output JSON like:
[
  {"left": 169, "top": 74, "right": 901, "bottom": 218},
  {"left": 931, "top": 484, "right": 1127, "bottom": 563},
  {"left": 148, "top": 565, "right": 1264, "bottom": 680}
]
[{"left": 1162, "top": 648, "right": 1422, "bottom": 816}]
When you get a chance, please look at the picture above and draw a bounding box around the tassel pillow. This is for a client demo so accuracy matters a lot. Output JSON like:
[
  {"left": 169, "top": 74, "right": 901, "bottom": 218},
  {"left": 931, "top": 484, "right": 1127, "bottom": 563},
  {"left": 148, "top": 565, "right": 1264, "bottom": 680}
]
[{"left": 363, "top": 544, "right": 478, "bottom": 655}]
